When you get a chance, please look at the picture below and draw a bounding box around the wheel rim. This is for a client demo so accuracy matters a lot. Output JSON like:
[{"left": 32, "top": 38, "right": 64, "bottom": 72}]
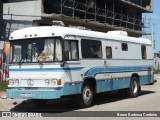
[
  {"left": 83, "top": 86, "right": 92, "bottom": 103},
  {"left": 131, "top": 80, "right": 138, "bottom": 94}
]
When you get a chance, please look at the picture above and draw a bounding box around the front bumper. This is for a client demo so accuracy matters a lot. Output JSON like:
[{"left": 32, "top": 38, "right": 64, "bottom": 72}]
[{"left": 6, "top": 88, "right": 62, "bottom": 99}]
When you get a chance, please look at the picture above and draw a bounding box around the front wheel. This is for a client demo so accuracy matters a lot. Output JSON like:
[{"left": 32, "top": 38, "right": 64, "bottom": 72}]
[
  {"left": 126, "top": 77, "right": 140, "bottom": 98},
  {"left": 76, "top": 82, "right": 94, "bottom": 108}
]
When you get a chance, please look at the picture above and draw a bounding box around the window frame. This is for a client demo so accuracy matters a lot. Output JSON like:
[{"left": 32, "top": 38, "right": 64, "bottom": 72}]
[
  {"left": 106, "top": 46, "right": 112, "bottom": 59},
  {"left": 63, "top": 40, "right": 79, "bottom": 61},
  {"left": 81, "top": 39, "right": 102, "bottom": 59},
  {"left": 141, "top": 45, "right": 147, "bottom": 59},
  {"left": 10, "top": 37, "right": 63, "bottom": 64},
  {"left": 121, "top": 43, "right": 128, "bottom": 51}
]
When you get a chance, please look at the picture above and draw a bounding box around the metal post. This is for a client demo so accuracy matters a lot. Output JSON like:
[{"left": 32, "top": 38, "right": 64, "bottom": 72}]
[
  {"left": 8, "top": 13, "right": 12, "bottom": 38},
  {"left": 140, "top": 0, "right": 142, "bottom": 7},
  {"left": 120, "top": 8, "right": 122, "bottom": 27},
  {"left": 1, "top": 49, "right": 3, "bottom": 82},
  {"left": 61, "top": 0, "right": 63, "bottom": 14},
  {"left": 41, "top": 0, "right": 44, "bottom": 14},
  {"left": 105, "top": 1, "right": 106, "bottom": 24},
  {"left": 95, "top": 0, "right": 96, "bottom": 22},
  {"left": 85, "top": 0, "right": 87, "bottom": 20},
  {"left": 73, "top": 0, "right": 75, "bottom": 18},
  {"left": 112, "top": 0, "right": 115, "bottom": 25},
  {"left": 151, "top": 23, "right": 155, "bottom": 49},
  {"left": 126, "top": 10, "right": 128, "bottom": 28},
  {"left": 133, "top": 13, "right": 135, "bottom": 29}
]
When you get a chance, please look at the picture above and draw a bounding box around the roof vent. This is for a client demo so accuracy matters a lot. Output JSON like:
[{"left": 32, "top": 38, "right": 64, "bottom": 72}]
[{"left": 107, "top": 31, "right": 128, "bottom": 36}]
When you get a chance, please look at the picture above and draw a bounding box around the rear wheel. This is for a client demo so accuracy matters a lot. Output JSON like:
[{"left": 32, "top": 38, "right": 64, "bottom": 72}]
[
  {"left": 76, "top": 82, "right": 94, "bottom": 108},
  {"left": 126, "top": 77, "right": 140, "bottom": 98}
]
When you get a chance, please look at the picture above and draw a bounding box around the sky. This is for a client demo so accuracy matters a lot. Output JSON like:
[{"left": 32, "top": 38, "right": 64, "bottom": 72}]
[{"left": 143, "top": 0, "right": 160, "bottom": 53}]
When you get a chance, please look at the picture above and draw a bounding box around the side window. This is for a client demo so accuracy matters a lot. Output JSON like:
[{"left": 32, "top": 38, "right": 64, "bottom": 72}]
[
  {"left": 12, "top": 45, "right": 22, "bottom": 62},
  {"left": 106, "top": 46, "right": 112, "bottom": 59},
  {"left": 81, "top": 39, "right": 102, "bottom": 58},
  {"left": 64, "top": 40, "right": 79, "bottom": 61},
  {"left": 121, "top": 43, "right": 128, "bottom": 51},
  {"left": 141, "top": 45, "right": 147, "bottom": 59}
]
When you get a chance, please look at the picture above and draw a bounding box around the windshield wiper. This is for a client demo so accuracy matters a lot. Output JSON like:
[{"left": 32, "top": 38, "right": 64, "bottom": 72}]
[
  {"left": 19, "top": 52, "right": 43, "bottom": 66},
  {"left": 35, "top": 57, "right": 43, "bottom": 66},
  {"left": 18, "top": 49, "right": 29, "bottom": 65}
]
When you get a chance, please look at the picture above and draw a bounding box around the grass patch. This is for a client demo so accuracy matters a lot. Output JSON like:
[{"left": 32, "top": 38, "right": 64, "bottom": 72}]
[
  {"left": 154, "top": 70, "right": 160, "bottom": 74},
  {"left": 0, "top": 81, "right": 8, "bottom": 92}
]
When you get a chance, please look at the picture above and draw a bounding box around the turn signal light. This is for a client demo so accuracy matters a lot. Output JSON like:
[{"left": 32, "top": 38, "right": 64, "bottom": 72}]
[{"left": 57, "top": 79, "right": 62, "bottom": 85}]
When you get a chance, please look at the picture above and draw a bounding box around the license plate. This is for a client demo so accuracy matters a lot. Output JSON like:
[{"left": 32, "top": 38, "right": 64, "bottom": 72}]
[{"left": 21, "top": 93, "right": 32, "bottom": 98}]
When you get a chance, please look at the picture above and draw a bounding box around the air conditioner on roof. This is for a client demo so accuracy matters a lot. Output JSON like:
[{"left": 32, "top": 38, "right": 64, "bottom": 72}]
[{"left": 107, "top": 31, "right": 128, "bottom": 36}]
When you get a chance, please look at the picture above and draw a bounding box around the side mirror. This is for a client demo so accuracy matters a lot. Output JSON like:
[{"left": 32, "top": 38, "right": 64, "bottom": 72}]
[{"left": 60, "top": 61, "right": 65, "bottom": 67}]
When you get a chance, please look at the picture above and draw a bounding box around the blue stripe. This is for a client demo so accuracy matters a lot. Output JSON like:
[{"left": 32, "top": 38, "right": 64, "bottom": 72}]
[
  {"left": 9, "top": 67, "right": 84, "bottom": 72},
  {"left": 84, "top": 66, "right": 153, "bottom": 77},
  {"left": 9, "top": 66, "right": 153, "bottom": 75}
]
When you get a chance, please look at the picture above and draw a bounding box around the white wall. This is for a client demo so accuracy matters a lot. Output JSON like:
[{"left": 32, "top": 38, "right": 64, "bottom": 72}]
[
  {"left": 3, "top": 0, "right": 41, "bottom": 17},
  {"left": 3, "top": 0, "right": 42, "bottom": 38},
  {"left": 155, "top": 57, "right": 160, "bottom": 70}
]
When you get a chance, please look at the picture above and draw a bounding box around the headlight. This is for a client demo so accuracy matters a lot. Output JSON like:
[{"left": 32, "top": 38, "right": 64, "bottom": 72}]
[
  {"left": 9, "top": 80, "right": 14, "bottom": 85},
  {"left": 44, "top": 79, "right": 61, "bottom": 87},
  {"left": 45, "top": 79, "right": 50, "bottom": 86},
  {"left": 51, "top": 79, "right": 56, "bottom": 86},
  {"left": 15, "top": 79, "right": 19, "bottom": 86}
]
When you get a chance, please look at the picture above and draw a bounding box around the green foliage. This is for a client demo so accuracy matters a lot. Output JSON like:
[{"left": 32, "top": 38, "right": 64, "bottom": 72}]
[
  {"left": 154, "top": 70, "right": 160, "bottom": 74},
  {"left": 0, "top": 82, "right": 8, "bottom": 91}
]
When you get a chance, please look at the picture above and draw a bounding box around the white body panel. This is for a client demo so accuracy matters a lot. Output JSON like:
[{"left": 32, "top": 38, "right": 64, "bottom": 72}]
[{"left": 8, "top": 26, "right": 153, "bottom": 89}]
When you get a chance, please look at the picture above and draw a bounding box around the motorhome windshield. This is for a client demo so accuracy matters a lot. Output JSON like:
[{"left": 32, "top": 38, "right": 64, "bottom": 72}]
[{"left": 10, "top": 37, "right": 63, "bottom": 64}]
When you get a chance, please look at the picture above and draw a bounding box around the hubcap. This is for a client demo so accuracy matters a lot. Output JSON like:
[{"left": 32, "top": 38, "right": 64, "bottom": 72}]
[
  {"left": 132, "top": 80, "right": 138, "bottom": 94},
  {"left": 83, "top": 87, "right": 92, "bottom": 103}
]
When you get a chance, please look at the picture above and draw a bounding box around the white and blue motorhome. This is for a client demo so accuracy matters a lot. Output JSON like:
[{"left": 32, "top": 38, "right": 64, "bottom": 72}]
[{"left": 7, "top": 26, "right": 155, "bottom": 108}]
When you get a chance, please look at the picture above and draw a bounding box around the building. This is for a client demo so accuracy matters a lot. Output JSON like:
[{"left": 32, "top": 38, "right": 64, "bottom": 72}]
[
  {"left": 2, "top": 0, "right": 153, "bottom": 40},
  {"left": 41, "top": 0, "right": 153, "bottom": 37},
  {"left": 3, "top": 0, "right": 41, "bottom": 39},
  {"left": 0, "top": 0, "right": 5, "bottom": 54}
]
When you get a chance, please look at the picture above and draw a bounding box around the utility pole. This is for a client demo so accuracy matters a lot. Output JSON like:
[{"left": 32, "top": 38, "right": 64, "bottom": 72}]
[{"left": 151, "top": 23, "right": 155, "bottom": 49}]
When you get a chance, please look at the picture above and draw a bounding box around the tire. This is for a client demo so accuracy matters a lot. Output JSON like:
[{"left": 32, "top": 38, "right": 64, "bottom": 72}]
[
  {"left": 32, "top": 99, "right": 48, "bottom": 106},
  {"left": 126, "top": 77, "right": 140, "bottom": 98},
  {"left": 76, "top": 82, "right": 94, "bottom": 108}
]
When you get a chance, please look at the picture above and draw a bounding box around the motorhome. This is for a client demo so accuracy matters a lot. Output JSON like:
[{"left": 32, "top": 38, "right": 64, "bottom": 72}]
[{"left": 7, "top": 26, "right": 154, "bottom": 108}]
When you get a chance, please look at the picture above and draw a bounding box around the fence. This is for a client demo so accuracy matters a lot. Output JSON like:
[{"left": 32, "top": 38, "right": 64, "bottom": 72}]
[{"left": 155, "top": 57, "right": 160, "bottom": 71}]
